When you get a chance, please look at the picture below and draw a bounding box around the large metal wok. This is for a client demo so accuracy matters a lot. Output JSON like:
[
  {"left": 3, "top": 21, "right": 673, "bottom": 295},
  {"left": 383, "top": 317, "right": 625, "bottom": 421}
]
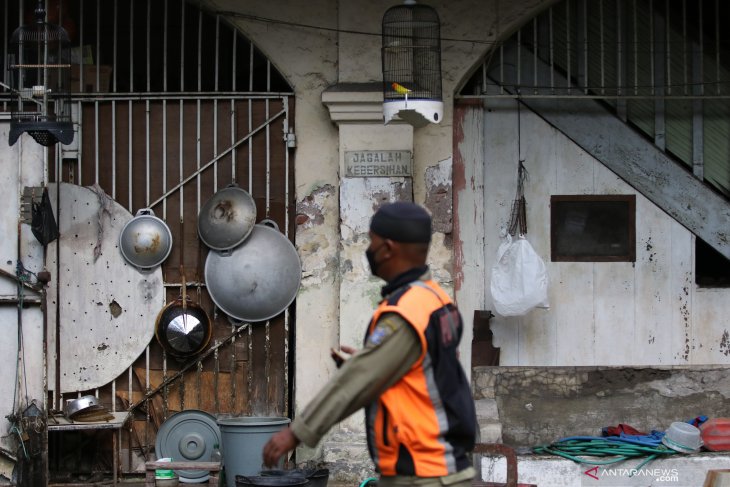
[{"left": 204, "top": 220, "right": 301, "bottom": 322}]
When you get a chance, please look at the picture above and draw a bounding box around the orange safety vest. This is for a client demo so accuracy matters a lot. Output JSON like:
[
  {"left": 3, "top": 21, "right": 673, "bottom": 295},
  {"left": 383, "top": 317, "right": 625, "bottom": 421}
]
[{"left": 364, "top": 280, "right": 476, "bottom": 477}]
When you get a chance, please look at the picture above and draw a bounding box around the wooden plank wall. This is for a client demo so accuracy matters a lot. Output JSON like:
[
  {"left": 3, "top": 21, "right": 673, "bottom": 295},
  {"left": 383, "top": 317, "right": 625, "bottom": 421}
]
[{"left": 471, "top": 100, "right": 730, "bottom": 367}]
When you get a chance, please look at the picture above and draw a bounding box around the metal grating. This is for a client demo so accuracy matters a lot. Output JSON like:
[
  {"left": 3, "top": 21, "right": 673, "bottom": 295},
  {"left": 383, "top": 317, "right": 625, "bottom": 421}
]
[
  {"left": 2, "top": 0, "right": 295, "bottom": 477},
  {"left": 460, "top": 0, "right": 730, "bottom": 198}
]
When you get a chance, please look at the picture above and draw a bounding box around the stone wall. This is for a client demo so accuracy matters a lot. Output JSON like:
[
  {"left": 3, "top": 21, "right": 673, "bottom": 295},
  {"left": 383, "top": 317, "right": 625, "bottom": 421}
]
[{"left": 472, "top": 365, "right": 730, "bottom": 448}]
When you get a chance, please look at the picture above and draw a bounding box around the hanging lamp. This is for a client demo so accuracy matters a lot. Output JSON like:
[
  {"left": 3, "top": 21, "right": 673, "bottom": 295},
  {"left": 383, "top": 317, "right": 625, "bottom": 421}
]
[
  {"left": 8, "top": 0, "right": 74, "bottom": 146},
  {"left": 382, "top": 0, "right": 443, "bottom": 127}
]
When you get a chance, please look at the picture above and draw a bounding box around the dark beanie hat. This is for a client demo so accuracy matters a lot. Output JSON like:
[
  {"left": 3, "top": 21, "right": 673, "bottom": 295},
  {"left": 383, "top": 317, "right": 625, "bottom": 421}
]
[{"left": 370, "top": 202, "right": 432, "bottom": 243}]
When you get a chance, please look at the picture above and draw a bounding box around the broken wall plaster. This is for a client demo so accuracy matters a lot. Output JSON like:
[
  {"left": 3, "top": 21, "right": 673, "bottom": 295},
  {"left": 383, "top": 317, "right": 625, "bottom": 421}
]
[
  {"left": 340, "top": 180, "right": 413, "bottom": 242},
  {"left": 296, "top": 184, "right": 335, "bottom": 230},
  {"left": 296, "top": 184, "right": 339, "bottom": 286},
  {"left": 428, "top": 232, "right": 454, "bottom": 288},
  {"left": 425, "top": 158, "right": 454, "bottom": 234}
]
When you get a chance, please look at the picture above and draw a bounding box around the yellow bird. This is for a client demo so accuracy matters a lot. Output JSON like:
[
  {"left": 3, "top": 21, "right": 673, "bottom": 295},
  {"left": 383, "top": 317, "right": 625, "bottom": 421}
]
[{"left": 391, "top": 82, "right": 412, "bottom": 95}]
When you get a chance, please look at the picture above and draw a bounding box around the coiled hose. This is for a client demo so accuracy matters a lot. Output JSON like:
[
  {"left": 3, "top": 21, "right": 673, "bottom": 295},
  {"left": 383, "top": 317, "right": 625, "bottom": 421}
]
[{"left": 533, "top": 436, "right": 677, "bottom": 471}]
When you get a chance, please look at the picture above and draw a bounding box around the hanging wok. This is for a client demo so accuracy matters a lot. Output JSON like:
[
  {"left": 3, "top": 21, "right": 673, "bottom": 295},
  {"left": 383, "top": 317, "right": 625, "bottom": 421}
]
[
  {"left": 155, "top": 270, "right": 212, "bottom": 358},
  {"left": 204, "top": 220, "right": 301, "bottom": 322},
  {"left": 197, "top": 184, "right": 257, "bottom": 252}
]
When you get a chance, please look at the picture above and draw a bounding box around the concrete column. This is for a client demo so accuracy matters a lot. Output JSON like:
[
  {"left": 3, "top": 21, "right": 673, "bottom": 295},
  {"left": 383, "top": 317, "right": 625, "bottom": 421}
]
[{"left": 320, "top": 82, "right": 414, "bottom": 476}]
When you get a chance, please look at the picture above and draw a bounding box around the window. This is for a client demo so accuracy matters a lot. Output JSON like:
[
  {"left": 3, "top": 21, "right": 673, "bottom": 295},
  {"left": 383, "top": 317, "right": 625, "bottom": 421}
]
[
  {"left": 696, "top": 238, "right": 730, "bottom": 287},
  {"left": 551, "top": 195, "right": 636, "bottom": 262}
]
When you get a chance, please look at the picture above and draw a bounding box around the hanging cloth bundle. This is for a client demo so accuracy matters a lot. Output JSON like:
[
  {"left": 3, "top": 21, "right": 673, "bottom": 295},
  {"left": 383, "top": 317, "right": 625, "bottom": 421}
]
[
  {"left": 31, "top": 187, "right": 59, "bottom": 247},
  {"left": 490, "top": 101, "right": 549, "bottom": 316}
]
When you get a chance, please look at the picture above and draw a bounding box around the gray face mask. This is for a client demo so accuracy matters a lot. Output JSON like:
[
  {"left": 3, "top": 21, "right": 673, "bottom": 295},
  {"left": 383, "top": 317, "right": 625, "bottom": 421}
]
[{"left": 366, "top": 243, "right": 386, "bottom": 277}]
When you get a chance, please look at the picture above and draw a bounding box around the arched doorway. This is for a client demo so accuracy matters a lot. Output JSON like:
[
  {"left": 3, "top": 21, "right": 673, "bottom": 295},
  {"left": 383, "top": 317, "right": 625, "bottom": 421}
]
[{"left": 1, "top": 0, "right": 295, "bottom": 478}]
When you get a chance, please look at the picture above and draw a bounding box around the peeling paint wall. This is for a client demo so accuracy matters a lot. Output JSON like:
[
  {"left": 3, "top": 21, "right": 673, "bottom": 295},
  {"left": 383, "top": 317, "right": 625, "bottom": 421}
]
[
  {"left": 425, "top": 158, "right": 453, "bottom": 234},
  {"left": 296, "top": 184, "right": 338, "bottom": 287}
]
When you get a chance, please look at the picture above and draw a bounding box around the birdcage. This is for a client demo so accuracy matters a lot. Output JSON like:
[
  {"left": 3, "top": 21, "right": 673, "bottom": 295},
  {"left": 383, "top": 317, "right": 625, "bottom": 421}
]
[
  {"left": 382, "top": 0, "right": 443, "bottom": 127},
  {"left": 8, "top": 1, "right": 74, "bottom": 146}
]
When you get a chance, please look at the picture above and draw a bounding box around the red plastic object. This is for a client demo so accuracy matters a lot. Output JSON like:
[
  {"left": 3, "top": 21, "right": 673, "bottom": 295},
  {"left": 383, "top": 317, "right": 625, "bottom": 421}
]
[{"left": 701, "top": 418, "right": 730, "bottom": 451}]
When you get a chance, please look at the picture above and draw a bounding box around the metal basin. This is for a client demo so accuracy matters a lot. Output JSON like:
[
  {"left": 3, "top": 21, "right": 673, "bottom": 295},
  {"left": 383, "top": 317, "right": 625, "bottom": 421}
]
[
  {"left": 119, "top": 209, "right": 173, "bottom": 269},
  {"left": 65, "top": 395, "right": 100, "bottom": 418}
]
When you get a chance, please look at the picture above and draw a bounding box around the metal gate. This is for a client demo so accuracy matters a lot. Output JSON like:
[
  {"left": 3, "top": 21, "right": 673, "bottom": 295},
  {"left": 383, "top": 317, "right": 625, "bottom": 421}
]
[
  {"left": 0, "top": 0, "right": 296, "bottom": 476},
  {"left": 45, "top": 92, "right": 294, "bottom": 475}
]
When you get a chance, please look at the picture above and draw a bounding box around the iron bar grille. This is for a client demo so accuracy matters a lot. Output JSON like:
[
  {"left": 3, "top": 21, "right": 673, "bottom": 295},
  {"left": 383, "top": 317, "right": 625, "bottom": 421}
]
[{"left": 460, "top": 0, "right": 730, "bottom": 197}]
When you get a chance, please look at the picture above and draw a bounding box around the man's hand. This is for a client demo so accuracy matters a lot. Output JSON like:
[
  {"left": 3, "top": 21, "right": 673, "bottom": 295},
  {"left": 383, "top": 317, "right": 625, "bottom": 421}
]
[
  {"left": 330, "top": 345, "right": 358, "bottom": 367},
  {"left": 339, "top": 345, "right": 357, "bottom": 355},
  {"left": 262, "top": 427, "right": 300, "bottom": 467}
]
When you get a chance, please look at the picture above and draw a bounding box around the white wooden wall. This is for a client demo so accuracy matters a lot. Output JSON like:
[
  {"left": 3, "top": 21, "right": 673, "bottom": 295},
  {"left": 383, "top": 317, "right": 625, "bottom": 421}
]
[
  {"left": 458, "top": 99, "right": 730, "bottom": 367},
  {"left": 0, "top": 124, "right": 46, "bottom": 479}
]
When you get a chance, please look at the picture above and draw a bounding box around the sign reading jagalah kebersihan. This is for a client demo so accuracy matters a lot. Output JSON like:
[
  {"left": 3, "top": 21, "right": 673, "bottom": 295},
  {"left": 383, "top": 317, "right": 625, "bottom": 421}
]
[{"left": 345, "top": 150, "right": 412, "bottom": 177}]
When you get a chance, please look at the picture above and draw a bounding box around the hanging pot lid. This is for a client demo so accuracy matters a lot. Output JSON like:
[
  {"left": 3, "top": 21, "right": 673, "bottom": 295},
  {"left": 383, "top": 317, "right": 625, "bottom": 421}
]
[
  {"left": 205, "top": 220, "right": 301, "bottom": 322},
  {"left": 155, "top": 409, "right": 221, "bottom": 481},
  {"left": 198, "top": 184, "right": 257, "bottom": 252},
  {"left": 119, "top": 208, "right": 173, "bottom": 269}
]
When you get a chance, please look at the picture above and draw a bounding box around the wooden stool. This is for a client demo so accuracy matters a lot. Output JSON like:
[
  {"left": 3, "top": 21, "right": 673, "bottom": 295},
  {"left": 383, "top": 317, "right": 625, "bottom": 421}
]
[
  {"left": 472, "top": 443, "right": 537, "bottom": 487},
  {"left": 144, "top": 461, "right": 221, "bottom": 486}
]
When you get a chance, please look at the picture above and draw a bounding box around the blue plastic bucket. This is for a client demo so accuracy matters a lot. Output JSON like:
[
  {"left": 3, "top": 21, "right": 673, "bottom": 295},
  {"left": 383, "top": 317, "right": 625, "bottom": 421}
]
[{"left": 217, "top": 416, "right": 291, "bottom": 487}]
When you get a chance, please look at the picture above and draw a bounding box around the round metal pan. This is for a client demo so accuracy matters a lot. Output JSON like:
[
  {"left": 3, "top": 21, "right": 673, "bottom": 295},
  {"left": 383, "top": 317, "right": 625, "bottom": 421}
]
[
  {"left": 119, "top": 208, "right": 173, "bottom": 269},
  {"left": 198, "top": 184, "right": 257, "bottom": 252},
  {"left": 65, "top": 395, "right": 100, "bottom": 418},
  {"left": 155, "top": 270, "right": 212, "bottom": 358}
]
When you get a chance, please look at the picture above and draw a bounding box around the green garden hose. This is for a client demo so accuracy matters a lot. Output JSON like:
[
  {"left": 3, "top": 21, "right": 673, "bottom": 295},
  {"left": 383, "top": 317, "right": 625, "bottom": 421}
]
[{"left": 533, "top": 437, "right": 677, "bottom": 472}]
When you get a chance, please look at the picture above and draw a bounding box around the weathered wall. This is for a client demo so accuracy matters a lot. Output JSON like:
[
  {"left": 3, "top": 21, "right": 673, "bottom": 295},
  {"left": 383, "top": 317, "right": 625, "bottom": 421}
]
[
  {"left": 473, "top": 365, "right": 730, "bottom": 447},
  {"left": 0, "top": 123, "right": 46, "bottom": 482},
  {"left": 6, "top": 0, "right": 725, "bottom": 481},
  {"left": 205, "top": 0, "right": 557, "bottom": 480},
  {"left": 468, "top": 100, "right": 730, "bottom": 366}
]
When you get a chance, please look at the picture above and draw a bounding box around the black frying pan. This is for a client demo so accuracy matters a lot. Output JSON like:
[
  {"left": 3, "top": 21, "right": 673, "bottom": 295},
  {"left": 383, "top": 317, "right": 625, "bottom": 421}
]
[{"left": 155, "top": 261, "right": 212, "bottom": 358}]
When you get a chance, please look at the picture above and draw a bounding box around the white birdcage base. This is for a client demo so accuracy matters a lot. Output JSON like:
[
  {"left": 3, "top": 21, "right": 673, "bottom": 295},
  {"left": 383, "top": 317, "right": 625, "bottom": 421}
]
[{"left": 383, "top": 99, "right": 443, "bottom": 127}]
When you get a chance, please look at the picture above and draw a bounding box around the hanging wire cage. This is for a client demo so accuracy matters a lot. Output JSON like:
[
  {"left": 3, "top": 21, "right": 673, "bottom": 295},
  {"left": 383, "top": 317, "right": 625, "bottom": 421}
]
[
  {"left": 8, "top": 1, "right": 74, "bottom": 146},
  {"left": 382, "top": 0, "right": 443, "bottom": 126}
]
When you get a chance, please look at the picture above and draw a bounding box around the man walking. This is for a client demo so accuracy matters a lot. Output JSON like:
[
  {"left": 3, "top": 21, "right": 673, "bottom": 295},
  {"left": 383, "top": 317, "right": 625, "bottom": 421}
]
[{"left": 263, "top": 201, "right": 477, "bottom": 486}]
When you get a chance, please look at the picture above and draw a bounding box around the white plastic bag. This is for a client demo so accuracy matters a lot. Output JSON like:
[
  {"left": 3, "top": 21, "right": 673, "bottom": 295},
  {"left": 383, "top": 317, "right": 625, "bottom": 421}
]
[{"left": 490, "top": 234, "right": 549, "bottom": 316}]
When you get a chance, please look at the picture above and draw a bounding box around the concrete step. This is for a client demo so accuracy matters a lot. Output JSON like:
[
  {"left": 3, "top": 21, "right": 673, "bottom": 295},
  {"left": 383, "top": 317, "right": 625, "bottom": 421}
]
[{"left": 478, "top": 451, "right": 730, "bottom": 487}]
